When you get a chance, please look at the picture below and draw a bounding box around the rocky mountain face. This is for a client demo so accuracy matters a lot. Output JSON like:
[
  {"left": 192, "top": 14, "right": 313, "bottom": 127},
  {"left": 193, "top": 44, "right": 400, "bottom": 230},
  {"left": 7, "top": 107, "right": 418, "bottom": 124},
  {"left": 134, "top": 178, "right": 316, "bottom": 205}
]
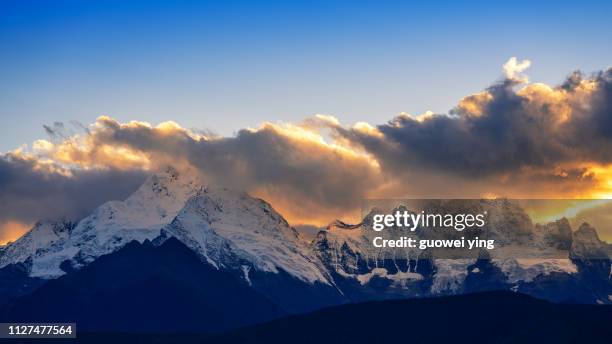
[
  {"left": 0, "top": 167, "right": 611, "bottom": 331},
  {"left": 535, "top": 218, "right": 573, "bottom": 250},
  {"left": 310, "top": 199, "right": 610, "bottom": 303}
]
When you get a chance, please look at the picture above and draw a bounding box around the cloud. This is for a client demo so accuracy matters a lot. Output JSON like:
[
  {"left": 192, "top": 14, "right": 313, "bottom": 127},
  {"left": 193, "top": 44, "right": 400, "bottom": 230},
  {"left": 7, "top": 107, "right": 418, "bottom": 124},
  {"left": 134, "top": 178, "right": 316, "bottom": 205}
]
[
  {"left": 74, "top": 117, "right": 382, "bottom": 223},
  {"left": 0, "top": 152, "right": 146, "bottom": 241},
  {"left": 330, "top": 67, "right": 612, "bottom": 197},
  {"left": 2, "top": 60, "right": 612, "bottom": 243},
  {"left": 502, "top": 57, "right": 531, "bottom": 83}
]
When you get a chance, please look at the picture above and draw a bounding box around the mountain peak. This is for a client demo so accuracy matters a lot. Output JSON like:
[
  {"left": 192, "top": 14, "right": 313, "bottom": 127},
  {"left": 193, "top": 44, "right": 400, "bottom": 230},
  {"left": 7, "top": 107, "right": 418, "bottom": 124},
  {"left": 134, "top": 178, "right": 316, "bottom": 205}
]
[
  {"left": 570, "top": 223, "right": 609, "bottom": 260},
  {"left": 137, "top": 166, "right": 203, "bottom": 199},
  {"left": 163, "top": 186, "right": 330, "bottom": 284},
  {"left": 0, "top": 166, "right": 205, "bottom": 278},
  {"left": 0, "top": 219, "right": 75, "bottom": 273},
  {"left": 575, "top": 223, "right": 600, "bottom": 238}
]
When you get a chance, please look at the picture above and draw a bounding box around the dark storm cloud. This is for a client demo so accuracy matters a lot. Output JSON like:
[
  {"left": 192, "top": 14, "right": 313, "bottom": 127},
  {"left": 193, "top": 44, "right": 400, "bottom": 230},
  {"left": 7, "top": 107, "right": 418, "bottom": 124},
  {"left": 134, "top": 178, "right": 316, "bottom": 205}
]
[
  {"left": 570, "top": 70, "right": 612, "bottom": 147},
  {"left": 0, "top": 154, "right": 146, "bottom": 225},
  {"left": 90, "top": 118, "right": 381, "bottom": 221},
  {"left": 335, "top": 69, "right": 612, "bottom": 177}
]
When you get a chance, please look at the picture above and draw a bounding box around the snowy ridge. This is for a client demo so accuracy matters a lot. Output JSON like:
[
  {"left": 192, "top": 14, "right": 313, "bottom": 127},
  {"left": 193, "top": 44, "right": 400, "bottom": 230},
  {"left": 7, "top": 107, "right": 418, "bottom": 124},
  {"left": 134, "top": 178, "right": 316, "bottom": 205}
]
[
  {"left": 60, "top": 166, "right": 202, "bottom": 271},
  {"left": 1, "top": 168, "right": 609, "bottom": 303},
  {"left": 0, "top": 220, "right": 75, "bottom": 270},
  {"left": 496, "top": 259, "right": 578, "bottom": 283},
  {"left": 0, "top": 167, "right": 200, "bottom": 277},
  {"left": 0, "top": 167, "right": 330, "bottom": 284},
  {"left": 315, "top": 201, "right": 588, "bottom": 295},
  {"left": 163, "top": 187, "right": 330, "bottom": 284}
]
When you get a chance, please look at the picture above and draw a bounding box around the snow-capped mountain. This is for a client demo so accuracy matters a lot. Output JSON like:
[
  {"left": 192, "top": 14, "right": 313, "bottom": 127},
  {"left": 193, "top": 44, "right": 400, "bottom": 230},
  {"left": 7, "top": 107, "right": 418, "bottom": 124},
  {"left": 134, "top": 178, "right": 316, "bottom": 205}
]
[
  {"left": 0, "top": 166, "right": 200, "bottom": 277},
  {"left": 0, "top": 220, "right": 75, "bottom": 271},
  {"left": 0, "top": 166, "right": 332, "bottom": 287},
  {"left": 161, "top": 186, "right": 330, "bottom": 284},
  {"left": 0, "top": 167, "right": 610, "bottom": 309},
  {"left": 311, "top": 200, "right": 611, "bottom": 302}
]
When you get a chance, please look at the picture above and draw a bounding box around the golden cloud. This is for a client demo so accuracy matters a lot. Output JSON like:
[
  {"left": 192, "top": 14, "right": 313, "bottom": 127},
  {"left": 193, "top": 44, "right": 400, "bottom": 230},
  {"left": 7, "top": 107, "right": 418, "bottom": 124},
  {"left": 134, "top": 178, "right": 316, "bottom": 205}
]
[{"left": 2, "top": 64, "right": 612, "bottom": 239}]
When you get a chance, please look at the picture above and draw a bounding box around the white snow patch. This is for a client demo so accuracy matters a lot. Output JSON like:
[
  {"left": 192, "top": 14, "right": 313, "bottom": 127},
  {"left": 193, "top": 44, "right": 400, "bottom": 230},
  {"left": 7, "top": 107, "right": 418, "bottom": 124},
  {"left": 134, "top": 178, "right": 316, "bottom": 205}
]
[
  {"left": 241, "top": 265, "right": 252, "bottom": 285},
  {"left": 356, "top": 268, "right": 422, "bottom": 285},
  {"left": 431, "top": 259, "right": 473, "bottom": 294},
  {"left": 496, "top": 259, "right": 577, "bottom": 283},
  {"left": 357, "top": 268, "right": 388, "bottom": 284}
]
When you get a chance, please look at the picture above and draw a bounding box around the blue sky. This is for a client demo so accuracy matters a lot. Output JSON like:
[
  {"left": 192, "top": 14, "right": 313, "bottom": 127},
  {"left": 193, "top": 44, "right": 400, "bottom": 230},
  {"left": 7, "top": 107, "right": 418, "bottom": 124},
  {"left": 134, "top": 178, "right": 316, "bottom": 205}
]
[{"left": 1, "top": 0, "right": 611, "bottom": 151}]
